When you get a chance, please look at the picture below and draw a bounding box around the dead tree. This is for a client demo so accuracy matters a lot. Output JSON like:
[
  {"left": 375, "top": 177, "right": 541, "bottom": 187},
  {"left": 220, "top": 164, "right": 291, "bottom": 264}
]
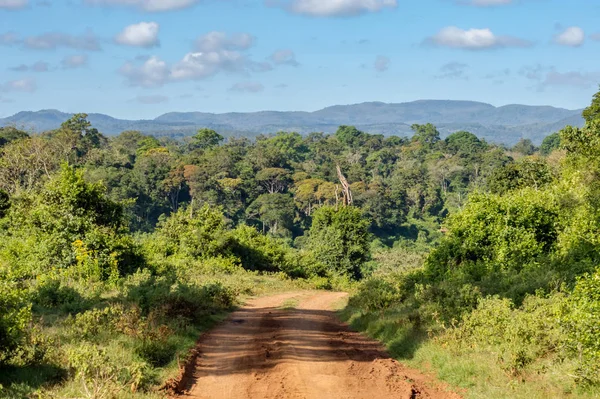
[{"left": 336, "top": 164, "right": 353, "bottom": 206}]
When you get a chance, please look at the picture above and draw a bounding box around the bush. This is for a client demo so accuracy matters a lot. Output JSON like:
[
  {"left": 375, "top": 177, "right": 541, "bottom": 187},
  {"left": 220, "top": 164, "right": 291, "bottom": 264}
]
[
  {"left": 32, "top": 278, "right": 87, "bottom": 313},
  {"left": 122, "top": 270, "right": 235, "bottom": 322},
  {"left": 0, "top": 281, "right": 31, "bottom": 364},
  {"left": 563, "top": 269, "right": 600, "bottom": 384},
  {"left": 445, "top": 294, "right": 566, "bottom": 376}
]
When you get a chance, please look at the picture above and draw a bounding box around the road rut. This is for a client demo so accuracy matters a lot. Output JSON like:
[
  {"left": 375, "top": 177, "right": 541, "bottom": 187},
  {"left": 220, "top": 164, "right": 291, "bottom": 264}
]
[{"left": 174, "top": 291, "right": 461, "bottom": 399}]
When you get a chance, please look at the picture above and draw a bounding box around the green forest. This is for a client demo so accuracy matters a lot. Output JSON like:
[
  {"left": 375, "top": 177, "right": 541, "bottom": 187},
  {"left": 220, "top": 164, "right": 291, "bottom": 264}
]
[{"left": 1, "top": 88, "right": 600, "bottom": 398}]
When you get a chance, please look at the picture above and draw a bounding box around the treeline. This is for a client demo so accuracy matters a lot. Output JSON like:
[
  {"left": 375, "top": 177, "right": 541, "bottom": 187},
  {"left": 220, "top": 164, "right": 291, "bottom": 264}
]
[{"left": 344, "top": 88, "right": 600, "bottom": 396}]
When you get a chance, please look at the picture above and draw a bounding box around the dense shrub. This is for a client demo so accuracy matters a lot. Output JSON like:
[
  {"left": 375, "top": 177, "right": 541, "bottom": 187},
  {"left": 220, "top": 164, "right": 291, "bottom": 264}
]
[
  {"left": 0, "top": 281, "right": 32, "bottom": 364},
  {"left": 308, "top": 206, "right": 371, "bottom": 280},
  {"left": 445, "top": 294, "right": 565, "bottom": 375},
  {"left": 563, "top": 269, "right": 600, "bottom": 383}
]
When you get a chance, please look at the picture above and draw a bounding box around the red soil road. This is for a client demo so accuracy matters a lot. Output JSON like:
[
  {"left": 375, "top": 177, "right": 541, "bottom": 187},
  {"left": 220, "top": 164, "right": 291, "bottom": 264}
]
[{"left": 174, "top": 291, "right": 461, "bottom": 399}]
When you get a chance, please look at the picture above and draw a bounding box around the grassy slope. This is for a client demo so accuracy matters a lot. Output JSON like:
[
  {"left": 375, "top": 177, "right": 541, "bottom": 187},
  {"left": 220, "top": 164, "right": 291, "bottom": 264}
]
[{"left": 339, "top": 303, "right": 600, "bottom": 399}]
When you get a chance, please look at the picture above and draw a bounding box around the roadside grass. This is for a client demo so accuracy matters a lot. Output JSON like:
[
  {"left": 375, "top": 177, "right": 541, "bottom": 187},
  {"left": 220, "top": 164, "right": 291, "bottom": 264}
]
[
  {"left": 0, "top": 270, "right": 317, "bottom": 399},
  {"left": 340, "top": 305, "right": 600, "bottom": 399}
]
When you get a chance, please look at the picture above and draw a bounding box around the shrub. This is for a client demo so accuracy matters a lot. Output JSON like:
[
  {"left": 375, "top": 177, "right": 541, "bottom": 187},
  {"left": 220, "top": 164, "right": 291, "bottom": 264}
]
[
  {"left": 445, "top": 294, "right": 566, "bottom": 376},
  {"left": 563, "top": 269, "right": 600, "bottom": 384},
  {"left": 0, "top": 281, "right": 31, "bottom": 364}
]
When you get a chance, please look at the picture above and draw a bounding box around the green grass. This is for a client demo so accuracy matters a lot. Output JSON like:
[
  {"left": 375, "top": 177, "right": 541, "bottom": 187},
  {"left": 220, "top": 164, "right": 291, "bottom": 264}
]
[
  {"left": 339, "top": 304, "right": 600, "bottom": 399},
  {"left": 0, "top": 271, "right": 313, "bottom": 399}
]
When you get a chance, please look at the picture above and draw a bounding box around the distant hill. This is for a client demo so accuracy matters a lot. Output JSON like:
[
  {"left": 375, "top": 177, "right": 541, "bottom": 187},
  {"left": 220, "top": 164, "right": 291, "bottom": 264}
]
[{"left": 0, "top": 100, "right": 585, "bottom": 145}]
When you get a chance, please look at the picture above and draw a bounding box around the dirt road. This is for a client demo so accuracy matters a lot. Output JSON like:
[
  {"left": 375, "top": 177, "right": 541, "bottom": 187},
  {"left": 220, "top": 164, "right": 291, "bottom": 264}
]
[{"left": 174, "top": 291, "right": 461, "bottom": 399}]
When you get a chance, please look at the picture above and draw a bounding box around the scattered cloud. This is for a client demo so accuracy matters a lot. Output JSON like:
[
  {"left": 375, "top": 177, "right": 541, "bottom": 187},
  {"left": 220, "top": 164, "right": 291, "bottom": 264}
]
[
  {"left": 554, "top": 26, "right": 585, "bottom": 47},
  {"left": 541, "top": 71, "right": 600, "bottom": 89},
  {"left": 427, "top": 26, "right": 532, "bottom": 50},
  {"left": 1, "top": 77, "right": 37, "bottom": 93},
  {"left": 0, "top": 0, "right": 28, "bottom": 9},
  {"left": 170, "top": 51, "right": 248, "bottom": 80},
  {"left": 269, "top": 49, "right": 299, "bottom": 66},
  {"left": 119, "top": 56, "right": 169, "bottom": 87},
  {"left": 0, "top": 31, "right": 102, "bottom": 51},
  {"left": 133, "top": 94, "right": 169, "bottom": 104},
  {"left": 374, "top": 55, "right": 390, "bottom": 72},
  {"left": 62, "top": 54, "right": 88, "bottom": 69},
  {"left": 115, "top": 22, "right": 160, "bottom": 48},
  {"left": 0, "top": 32, "right": 20, "bottom": 45},
  {"left": 519, "top": 64, "right": 553, "bottom": 81},
  {"left": 229, "top": 81, "right": 264, "bottom": 93},
  {"left": 275, "top": 83, "right": 288, "bottom": 89},
  {"left": 85, "top": 0, "right": 198, "bottom": 12},
  {"left": 0, "top": 96, "right": 14, "bottom": 103},
  {"left": 591, "top": 33, "right": 600, "bottom": 41},
  {"left": 268, "top": 0, "right": 397, "bottom": 17},
  {"left": 9, "top": 61, "right": 49, "bottom": 72},
  {"left": 194, "top": 31, "right": 254, "bottom": 52},
  {"left": 436, "top": 62, "right": 468, "bottom": 79},
  {"left": 119, "top": 31, "right": 267, "bottom": 87},
  {"left": 36, "top": 0, "right": 51, "bottom": 6}
]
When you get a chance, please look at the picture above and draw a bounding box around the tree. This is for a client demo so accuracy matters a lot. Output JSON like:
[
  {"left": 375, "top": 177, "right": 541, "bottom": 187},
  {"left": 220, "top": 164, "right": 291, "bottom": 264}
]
[
  {"left": 0, "top": 127, "right": 28, "bottom": 147},
  {"left": 335, "top": 125, "right": 366, "bottom": 148},
  {"left": 411, "top": 123, "right": 441, "bottom": 147},
  {"left": 539, "top": 132, "right": 561, "bottom": 156},
  {"left": 246, "top": 193, "right": 295, "bottom": 236},
  {"left": 256, "top": 167, "right": 291, "bottom": 194},
  {"left": 512, "top": 138, "right": 536, "bottom": 155},
  {"left": 445, "top": 131, "right": 485, "bottom": 156},
  {"left": 308, "top": 206, "right": 370, "bottom": 279},
  {"left": 190, "top": 128, "right": 224, "bottom": 151},
  {"left": 582, "top": 86, "right": 600, "bottom": 123}
]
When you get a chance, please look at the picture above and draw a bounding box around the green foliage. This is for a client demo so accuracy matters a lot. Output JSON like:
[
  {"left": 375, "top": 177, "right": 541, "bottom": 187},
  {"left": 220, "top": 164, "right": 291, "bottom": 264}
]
[
  {"left": 308, "top": 206, "right": 370, "bottom": 279},
  {"left": 191, "top": 128, "right": 224, "bottom": 150},
  {"left": 149, "top": 204, "right": 227, "bottom": 260},
  {"left": 0, "top": 127, "right": 28, "bottom": 147},
  {"left": 582, "top": 87, "right": 600, "bottom": 123},
  {"left": 512, "top": 138, "right": 537, "bottom": 155},
  {"left": 446, "top": 294, "right": 565, "bottom": 375},
  {"left": 487, "top": 157, "right": 554, "bottom": 193},
  {"left": 0, "top": 281, "right": 32, "bottom": 364},
  {"left": 540, "top": 132, "right": 561, "bottom": 156},
  {"left": 563, "top": 269, "right": 600, "bottom": 384}
]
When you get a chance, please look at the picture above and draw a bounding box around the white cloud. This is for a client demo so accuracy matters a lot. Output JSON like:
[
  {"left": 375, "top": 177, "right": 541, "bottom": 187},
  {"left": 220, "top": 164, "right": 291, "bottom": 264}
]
[
  {"left": 591, "top": 33, "right": 600, "bottom": 41},
  {"left": 269, "top": 49, "right": 299, "bottom": 66},
  {"left": 1, "top": 78, "right": 37, "bottom": 92},
  {"left": 85, "top": 0, "right": 197, "bottom": 12},
  {"left": 194, "top": 31, "right": 254, "bottom": 52},
  {"left": 119, "top": 31, "right": 263, "bottom": 87},
  {"left": 62, "top": 54, "right": 88, "bottom": 69},
  {"left": 374, "top": 55, "right": 390, "bottom": 72},
  {"left": 554, "top": 26, "right": 585, "bottom": 47},
  {"left": 134, "top": 94, "right": 169, "bottom": 104},
  {"left": 0, "top": 0, "right": 28, "bottom": 9},
  {"left": 428, "top": 26, "right": 531, "bottom": 50},
  {"left": 119, "top": 56, "right": 169, "bottom": 87},
  {"left": 270, "top": 0, "right": 397, "bottom": 17},
  {"left": 116, "top": 22, "right": 160, "bottom": 48},
  {"left": 171, "top": 51, "right": 247, "bottom": 81},
  {"left": 229, "top": 82, "right": 264, "bottom": 93}
]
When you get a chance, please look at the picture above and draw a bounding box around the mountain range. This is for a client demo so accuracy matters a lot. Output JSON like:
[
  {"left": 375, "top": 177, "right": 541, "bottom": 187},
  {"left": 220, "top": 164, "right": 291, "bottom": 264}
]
[{"left": 0, "top": 100, "right": 585, "bottom": 145}]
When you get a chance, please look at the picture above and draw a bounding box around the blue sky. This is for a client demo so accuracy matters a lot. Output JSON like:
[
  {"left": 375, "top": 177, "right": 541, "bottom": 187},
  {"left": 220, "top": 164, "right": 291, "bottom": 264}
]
[{"left": 0, "top": 0, "right": 599, "bottom": 119}]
